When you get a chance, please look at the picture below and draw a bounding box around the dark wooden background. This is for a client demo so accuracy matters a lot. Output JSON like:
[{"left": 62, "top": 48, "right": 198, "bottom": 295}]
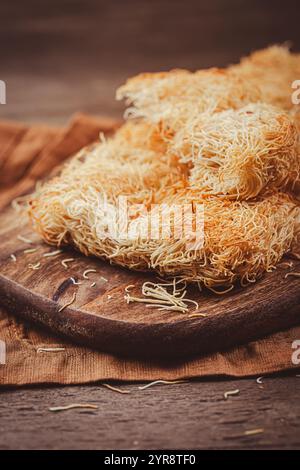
[
  {"left": 1, "top": 0, "right": 300, "bottom": 124},
  {"left": 0, "top": 0, "right": 300, "bottom": 450}
]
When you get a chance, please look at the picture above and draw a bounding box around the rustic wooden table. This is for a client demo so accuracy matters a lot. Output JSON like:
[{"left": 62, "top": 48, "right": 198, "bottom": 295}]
[
  {"left": 0, "top": 0, "right": 300, "bottom": 450},
  {"left": 1, "top": 377, "right": 299, "bottom": 450}
]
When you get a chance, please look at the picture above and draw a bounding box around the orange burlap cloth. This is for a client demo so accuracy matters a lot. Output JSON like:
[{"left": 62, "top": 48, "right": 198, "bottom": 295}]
[{"left": 0, "top": 114, "right": 299, "bottom": 386}]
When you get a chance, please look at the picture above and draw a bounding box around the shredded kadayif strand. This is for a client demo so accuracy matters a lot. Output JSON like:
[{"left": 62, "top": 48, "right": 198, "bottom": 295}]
[
  {"left": 28, "top": 46, "right": 300, "bottom": 290},
  {"left": 171, "top": 103, "right": 299, "bottom": 199},
  {"left": 117, "top": 46, "right": 300, "bottom": 199},
  {"left": 29, "top": 137, "right": 299, "bottom": 289}
]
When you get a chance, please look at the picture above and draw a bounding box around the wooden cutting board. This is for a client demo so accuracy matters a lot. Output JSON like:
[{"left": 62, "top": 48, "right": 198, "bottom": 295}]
[{"left": 0, "top": 205, "right": 299, "bottom": 359}]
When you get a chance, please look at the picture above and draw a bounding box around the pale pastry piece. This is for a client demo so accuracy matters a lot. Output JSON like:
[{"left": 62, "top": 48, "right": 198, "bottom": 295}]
[{"left": 171, "top": 103, "right": 299, "bottom": 199}]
